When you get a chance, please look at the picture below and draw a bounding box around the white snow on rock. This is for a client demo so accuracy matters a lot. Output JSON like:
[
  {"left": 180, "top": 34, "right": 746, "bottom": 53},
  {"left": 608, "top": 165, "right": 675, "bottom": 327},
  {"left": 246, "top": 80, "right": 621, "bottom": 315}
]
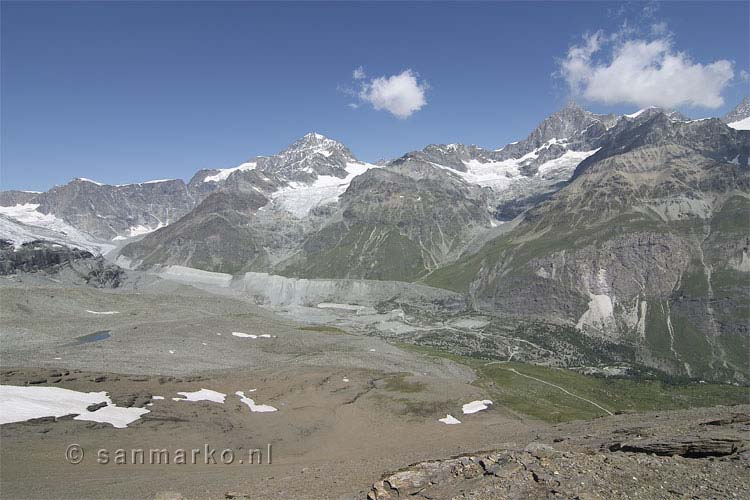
[
  {"left": 174, "top": 389, "right": 226, "bottom": 404},
  {"left": 727, "top": 117, "right": 750, "bottom": 130},
  {"left": 438, "top": 414, "right": 461, "bottom": 425},
  {"left": 76, "top": 177, "right": 103, "bottom": 185},
  {"left": 0, "top": 385, "right": 149, "bottom": 428},
  {"left": 126, "top": 222, "right": 166, "bottom": 238},
  {"left": 625, "top": 107, "right": 657, "bottom": 118},
  {"left": 462, "top": 400, "right": 493, "bottom": 414},
  {"left": 0, "top": 204, "right": 113, "bottom": 254},
  {"left": 445, "top": 143, "right": 598, "bottom": 192},
  {"left": 203, "top": 162, "right": 258, "bottom": 183},
  {"left": 232, "top": 332, "right": 258, "bottom": 339},
  {"left": 235, "top": 391, "right": 277, "bottom": 413},
  {"left": 536, "top": 149, "right": 599, "bottom": 178},
  {"left": 152, "top": 396, "right": 164, "bottom": 400},
  {"left": 270, "top": 162, "right": 378, "bottom": 217},
  {"left": 85, "top": 310, "right": 120, "bottom": 315}
]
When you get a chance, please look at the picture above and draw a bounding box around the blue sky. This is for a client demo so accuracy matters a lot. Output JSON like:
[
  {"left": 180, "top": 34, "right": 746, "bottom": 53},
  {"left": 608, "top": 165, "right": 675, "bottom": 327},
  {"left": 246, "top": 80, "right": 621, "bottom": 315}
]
[{"left": 1, "top": 1, "right": 748, "bottom": 191}]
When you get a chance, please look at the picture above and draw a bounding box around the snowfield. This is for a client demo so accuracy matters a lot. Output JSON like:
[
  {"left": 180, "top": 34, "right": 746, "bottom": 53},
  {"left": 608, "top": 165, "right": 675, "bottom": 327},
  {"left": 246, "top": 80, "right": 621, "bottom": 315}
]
[
  {"left": 0, "top": 385, "right": 149, "bottom": 428},
  {"left": 270, "top": 161, "right": 378, "bottom": 217},
  {"left": 0, "top": 205, "right": 113, "bottom": 255},
  {"left": 727, "top": 117, "right": 750, "bottom": 130},
  {"left": 203, "top": 162, "right": 258, "bottom": 183},
  {"left": 431, "top": 140, "right": 599, "bottom": 193}
]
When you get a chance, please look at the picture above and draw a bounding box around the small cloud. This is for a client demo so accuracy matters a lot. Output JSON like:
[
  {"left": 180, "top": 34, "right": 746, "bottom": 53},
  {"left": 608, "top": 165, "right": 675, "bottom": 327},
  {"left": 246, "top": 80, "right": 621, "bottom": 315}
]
[
  {"left": 558, "top": 30, "right": 733, "bottom": 109},
  {"left": 642, "top": 0, "right": 660, "bottom": 18},
  {"left": 740, "top": 70, "right": 749, "bottom": 82},
  {"left": 650, "top": 21, "right": 668, "bottom": 36},
  {"left": 343, "top": 68, "right": 428, "bottom": 118}
]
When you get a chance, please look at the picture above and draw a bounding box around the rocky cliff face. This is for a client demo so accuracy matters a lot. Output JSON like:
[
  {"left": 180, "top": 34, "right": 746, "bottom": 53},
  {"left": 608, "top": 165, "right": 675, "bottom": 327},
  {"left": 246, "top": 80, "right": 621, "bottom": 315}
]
[
  {"left": 119, "top": 190, "right": 277, "bottom": 274},
  {"left": 368, "top": 406, "right": 750, "bottom": 500},
  {"left": 277, "top": 161, "right": 493, "bottom": 280},
  {"left": 187, "top": 132, "right": 369, "bottom": 202},
  {"left": 426, "top": 111, "right": 750, "bottom": 383},
  {"left": 30, "top": 178, "right": 196, "bottom": 240},
  {"left": 0, "top": 239, "right": 123, "bottom": 287},
  {"left": 3, "top": 102, "right": 748, "bottom": 383},
  {"left": 0, "top": 133, "right": 373, "bottom": 243},
  {"left": 722, "top": 96, "right": 750, "bottom": 124},
  {"left": 0, "top": 240, "right": 93, "bottom": 275},
  {"left": 391, "top": 102, "right": 621, "bottom": 219},
  {"left": 0, "top": 190, "right": 41, "bottom": 206}
]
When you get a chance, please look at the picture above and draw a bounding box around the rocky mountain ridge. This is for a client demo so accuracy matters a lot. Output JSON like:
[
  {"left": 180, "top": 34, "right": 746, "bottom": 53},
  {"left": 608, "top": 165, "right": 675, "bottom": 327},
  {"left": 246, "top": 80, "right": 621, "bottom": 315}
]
[
  {"left": 2, "top": 99, "right": 748, "bottom": 384},
  {"left": 425, "top": 108, "right": 749, "bottom": 383}
]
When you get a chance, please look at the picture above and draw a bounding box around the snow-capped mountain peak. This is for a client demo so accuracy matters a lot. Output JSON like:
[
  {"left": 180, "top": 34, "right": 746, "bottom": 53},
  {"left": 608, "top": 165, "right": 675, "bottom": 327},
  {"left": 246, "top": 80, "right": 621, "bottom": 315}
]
[
  {"left": 723, "top": 96, "right": 750, "bottom": 123},
  {"left": 723, "top": 97, "right": 750, "bottom": 130},
  {"left": 261, "top": 133, "right": 358, "bottom": 181},
  {"left": 278, "top": 132, "right": 354, "bottom": 160}
]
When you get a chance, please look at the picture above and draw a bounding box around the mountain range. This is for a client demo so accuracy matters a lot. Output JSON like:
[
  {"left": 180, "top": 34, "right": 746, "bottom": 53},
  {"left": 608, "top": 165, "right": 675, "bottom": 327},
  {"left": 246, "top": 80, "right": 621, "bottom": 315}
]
[{"left": 2, "top": 98, "right": 748, "bottom": 384}]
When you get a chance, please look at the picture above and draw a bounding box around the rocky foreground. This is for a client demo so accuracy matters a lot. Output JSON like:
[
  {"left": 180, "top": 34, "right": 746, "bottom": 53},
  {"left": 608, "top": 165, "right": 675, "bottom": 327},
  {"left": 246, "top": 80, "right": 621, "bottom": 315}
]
[{"left": 368, "top": 405, "right": 749, "bottom": 499}]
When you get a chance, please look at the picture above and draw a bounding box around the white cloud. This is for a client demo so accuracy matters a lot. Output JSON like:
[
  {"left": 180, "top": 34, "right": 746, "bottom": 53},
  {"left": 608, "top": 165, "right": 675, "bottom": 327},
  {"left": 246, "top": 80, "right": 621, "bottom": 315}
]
[
  {"left": 342, "top": 67, "right": 429, "bottom": 118},
  {"left": 559, "top": 31, "right": 734, "bottom": 109},
  {"left": 357, "top": 69, "right": 428, "bottom": 118},
  {"left": 740, "top": 70, "right": 749, "bottom": 82},
  {"left": 650, "top": 21, "right": 668, "bottom": 36}
]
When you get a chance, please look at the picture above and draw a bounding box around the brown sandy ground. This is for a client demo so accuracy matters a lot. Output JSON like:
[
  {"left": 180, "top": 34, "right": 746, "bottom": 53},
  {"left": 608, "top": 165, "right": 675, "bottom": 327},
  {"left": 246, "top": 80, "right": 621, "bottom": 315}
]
[{"left": 0, "top": 366, "right": 538, "bottom": 500}]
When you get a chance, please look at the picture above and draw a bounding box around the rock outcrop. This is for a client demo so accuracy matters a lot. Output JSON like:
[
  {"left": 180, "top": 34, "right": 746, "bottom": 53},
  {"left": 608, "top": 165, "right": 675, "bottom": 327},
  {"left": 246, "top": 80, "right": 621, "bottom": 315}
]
[{"left": 368, "top": 406, "right": 750, "bottom": 500}]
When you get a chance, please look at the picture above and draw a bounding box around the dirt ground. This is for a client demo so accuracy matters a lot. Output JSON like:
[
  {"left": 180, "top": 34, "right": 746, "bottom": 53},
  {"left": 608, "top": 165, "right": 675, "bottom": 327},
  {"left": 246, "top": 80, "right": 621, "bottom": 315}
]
[{"left": 0, "top": 282, "right": 540, "bottom": 499}]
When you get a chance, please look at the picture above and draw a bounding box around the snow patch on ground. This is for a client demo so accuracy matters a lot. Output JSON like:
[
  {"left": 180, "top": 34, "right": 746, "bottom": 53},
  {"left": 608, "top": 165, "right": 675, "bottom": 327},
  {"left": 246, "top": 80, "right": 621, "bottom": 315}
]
[
  {"left": 235, "top": 391, "right": 277, "bottom": 412},
  {"left": 232, "top": 332, "right": 258, "bottom": 339},
  {"left": 173, "top": 389, "right": 226, "bottom": 403},
  {"left": 85, "top": 310, "right": 120, "bottom": 315},
  {"left": 438, "top": 414, "right": 461, "bottom": 424},
  {"left": 462, "top": 400, "right": 493, "bottom": 414},
  {"left": 0, "top": 385, "right": 149, "bottom": 428}
]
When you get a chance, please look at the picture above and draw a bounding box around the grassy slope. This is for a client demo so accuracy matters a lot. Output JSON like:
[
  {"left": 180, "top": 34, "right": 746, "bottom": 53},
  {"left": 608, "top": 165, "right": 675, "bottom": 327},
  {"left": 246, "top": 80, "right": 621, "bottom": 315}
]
[
  {"left": 397, "top": 343, "right": 749, "bottom": 423},
  {"left": 280, "top": 222, "right": 427, "bottom": 281}
]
